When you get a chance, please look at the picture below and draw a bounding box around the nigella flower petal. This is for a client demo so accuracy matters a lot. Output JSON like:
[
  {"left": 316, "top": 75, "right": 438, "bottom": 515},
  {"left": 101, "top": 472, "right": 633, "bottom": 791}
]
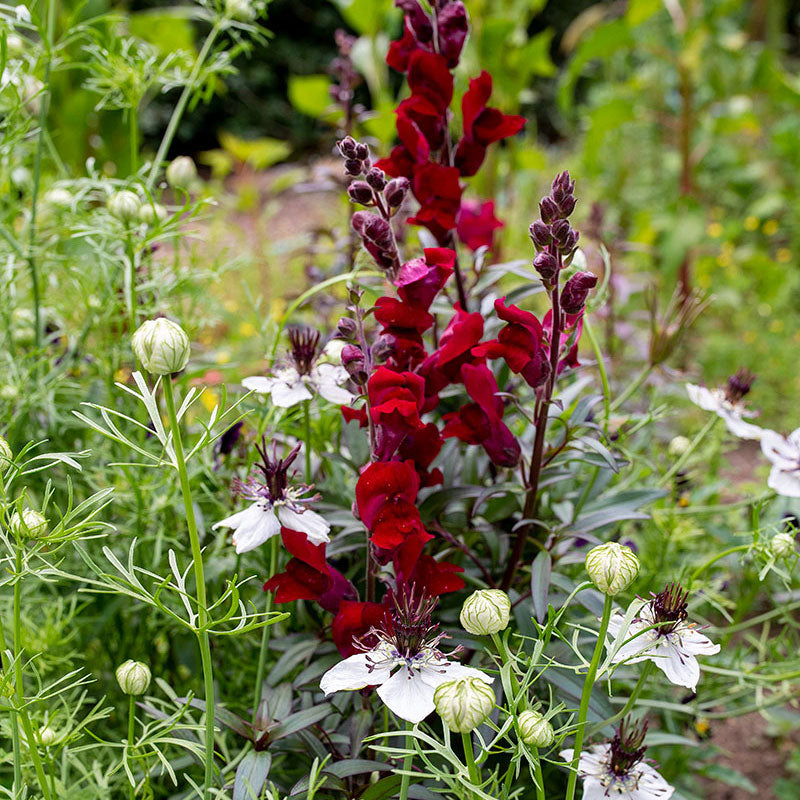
[
  {"left": 653, "top": 638, "right": 700, "bottom": 691},
  {"left": 722, "top": 411, "right": 763, "bottom": 440},
  {"left": 768, "top": 464, "right": 800, "bottom": 497},
  {"left": 320, "top": 652, "right": 394, "bottom": 694},
  {"left": 242, "top": 376, "right": 275, "bottom": 393},
  {"left": 678, "top": 626, "right": 721, "bottom": 656},
  {"left": 277, "top": 506, "right": 331, "bottom": 544},
  {"left": 215, "top": 502, "right": 281, "bottom": 554},
  {"left": 314, "top": 363, "right": 354, "bottom": 405},
  {"left": 377, "top": 668, "right": 438, "bottom": 723},
  {"left": 685, "top": 383, "right": 718, "bottom": 412},
  {"left": 635, "top": 763, "right": 676, "bottom": 799},
  {"left": 270, "top": 376, "right": 314, "bottom": 408}
]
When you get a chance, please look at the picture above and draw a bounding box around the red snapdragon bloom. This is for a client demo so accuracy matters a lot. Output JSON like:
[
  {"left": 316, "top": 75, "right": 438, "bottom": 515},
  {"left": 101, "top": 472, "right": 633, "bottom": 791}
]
[
  {"left": 407, "top": 51, "right": 453, "bottom": 113},
  {"left": 409, "top": 554, "right": 465, "bottom": 596},
  {"left": 368, "top": 367, "right": 426, "bottom": 431},
  {"left": 454, "top": 71, "right": 525, "bottom": 177},
  {"left": 397, "top": 423, "right": 444, "bottom": 486},
  {"left": 457, "top": 198, "right": 504, "bottom": 252},
  {"left": 374, "top": 296, "right": 433, "bottom": 371},
  {"left": 442, "top": 363, "right": 521, "bottom": 467},
  {"left": 331, "top": 599, "right": 391, "bottom": 658},
  {"left": 387, "top": 2, "right": 467, "bottom": 72},
  {"left": 407, "top": 164, "right": 463, "bottom": 243},
  {"left": 543, "top": 309, "right": 585, "bottom": 374},
  {"left": 472, "top": 298, "right": 550, "bottom": 389},
  {"left": 394, "top": 247, "right": 455, "bottom": 312}
]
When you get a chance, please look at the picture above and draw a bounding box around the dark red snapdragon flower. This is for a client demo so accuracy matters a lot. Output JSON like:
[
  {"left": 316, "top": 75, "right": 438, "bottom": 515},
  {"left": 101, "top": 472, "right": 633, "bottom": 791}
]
[
  {"left": 407, "top": 51, "right": 453, "bottom": 113},
  {"left": 394, "top": 247, "right": 455, "bottom": 311},
  {"left": 457, "top": 198, "right": 504, "bottom": 252},
  {"left": 407, "top": 163, "right": 463, "bottom": 243},
  {"left": 331, "top": 599, "right": 391, "bottom": 657},
  {"left": 543, "top": 309, "right": 585, "bottom": 375}
]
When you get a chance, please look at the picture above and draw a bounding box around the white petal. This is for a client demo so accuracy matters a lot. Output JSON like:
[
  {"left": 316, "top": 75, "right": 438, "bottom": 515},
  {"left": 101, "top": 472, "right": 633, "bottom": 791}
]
[
  {"left": 685, "top": 384, "right": 718, "bottom": 412},
  {"left": 212, "top": 508, "right": 250, "bottom": 530},
  {"left": 677, "top": 626, "right": 720, "bottom": 656},
  {"left": 768, "top": 463, "right": 800, "bottom": 498},
  {"left": 607, "top": 617, "right": 656, "bottom": 664},
  {"left": 632, "top": 763, "right": 675, "bottom": 799},
  {"left": 231, "top": 505, "right": 281, "bottom": 554},
  {"left": 377, "top": 669, "right": 437, "bottom": 723},
  {"left": 315, "top": 362, "right": 349, "bottom": 384},
  {"left": 721, "top": 411, "right": 764, "bottom": 441},
  {"left": 652, "top": 640, "right": 700, "bottom": 691},
  {"left": 761, "top": 429, "right": 798, "bottom": 465},
  {"left": 277, "top": 506, "right": 330, "bottom": 544},
  {"left": 321, "top": 652, "right": 394, "bottom": 694},
  {"left": 313, "top": 365, "right": 354, "bottom": 405},
  {"left": 788, "top": 428, "right": 800, "bottom": 450},
  {"left": 270, "top": 378, "right": 313, "bottom": 408},
  {"left": 242, "top": 376, "right": 275, "bottom": 394}
]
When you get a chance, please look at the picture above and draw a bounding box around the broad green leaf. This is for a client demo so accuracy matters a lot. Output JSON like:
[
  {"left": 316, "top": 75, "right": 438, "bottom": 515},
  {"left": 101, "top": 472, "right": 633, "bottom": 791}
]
[
  {"left": 288, "top": 74, "right": 334, "bottom": 118},
  {"left": 233, "top": 751, "right": 272, "bottom": 800}
]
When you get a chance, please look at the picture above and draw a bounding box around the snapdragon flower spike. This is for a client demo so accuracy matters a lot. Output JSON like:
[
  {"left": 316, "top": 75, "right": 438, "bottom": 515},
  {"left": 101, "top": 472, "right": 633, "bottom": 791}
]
[
  {"left": 606, "top": 582, "right": 720, "bottom": 691},
  {"left": 561, "top": 718, "right": 674, "bottom": 800},
  {"left": 320, "top": 589, "right": 492, "bottom": 724},
  {"left": 686, "top": 368, "right": 762, "bottom": 440},
  {"left": 243, "top": 326, "right": 352, "bottom": 408},
  {"left": 214, "top": 442, "right": 330, "bottom": 553},
  {"left": 760, "top": 426, "right": 800, "bottom": 497}
]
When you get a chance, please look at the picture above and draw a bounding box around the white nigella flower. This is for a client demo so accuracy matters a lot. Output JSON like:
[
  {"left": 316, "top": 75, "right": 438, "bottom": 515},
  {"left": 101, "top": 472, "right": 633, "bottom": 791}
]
[
  {"left": 685, "top": 369, "right": 762, "bottom": 440},
  {"left": 561, "top": 719, "right": 674, "bottom": 800},
  {"left": 243, "top": 326, "right": 352, "bottom": 408},
  {"left": 760, "top": 427, "right": 800, "bottom": 498},
  {"left": 606, "top": 583, "right": 719, "bottom": 691},
  {"left": 320, "top": 592, "right": 493, "bottom": 724},
  {"left": 214, "top": 441, "right": 329, "bottom": 553}
]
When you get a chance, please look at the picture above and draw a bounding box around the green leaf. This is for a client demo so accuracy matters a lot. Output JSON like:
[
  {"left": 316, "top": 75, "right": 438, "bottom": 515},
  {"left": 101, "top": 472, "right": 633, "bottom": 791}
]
[
  {"left": 233, "top": 751, "right": 272, "bottom": 800},
  {"left": 217, "top": 131, "right": 291, "bottom": 170},
  {"left": 531, "top": 551, "right": 552, "bottom": 623},
  {"left": 271, "top": 703, "right": 333, "bottom": 741},
  {"left": 288, "top": 74, "right": 334, "bottom": 119},
  {"left": 330, "top": 0, "right": 396, "bottom": 36}
]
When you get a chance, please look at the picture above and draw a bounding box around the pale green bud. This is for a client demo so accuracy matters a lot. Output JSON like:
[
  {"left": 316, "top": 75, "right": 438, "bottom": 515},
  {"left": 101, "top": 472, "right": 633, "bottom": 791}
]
[
  {"left": 459, "top": 589, "right": 511, "bottom": 636},
  {"left": 0, "top": 385, "right": 19, "bottom": 401},
  {"left": 132, "top": 318, "right": 190, "bottom": 375},
  {"left": 585, "top": 542, "right": 639, "bottom": 596},
  {"left": 0, "top": 435, "right": 11, "bottom": 462},
  {"left": 44, "top": 187, "right": 73, "bottom": 209},
  {"left": 107, "top": 190, "right": 141, "bottom": 222},
  {"left": 668, "top": 435, "right": 691, "bottom": 457},
  {"left": 115, "top": 660, "right": 151, "bottom": 696},
  {"left": 166, "top": 156, "right": 197, "bottom": 190},
  {"left": 138, "top": 202, "right": 168, "bottom": 225},
  {"left": 771, "top": 532, "right": 796, "bottom": 560},
  {"left": 433, "top": 677, "right": 494, "bottom": 733},
  {"left": 7, "top": 34, "right": 25, "bottom": 57},
  {"left": 38, "top": 724, "right": 57, "bottom": 746},
  {"left": 9, "top": 508, "right": 48, "bottom": 538},
  {"left": 225, "top": 0, "right": 255, "bottom": 20},
  {"left": 517, "top": 710, "right": 554, "bottom": 748}
]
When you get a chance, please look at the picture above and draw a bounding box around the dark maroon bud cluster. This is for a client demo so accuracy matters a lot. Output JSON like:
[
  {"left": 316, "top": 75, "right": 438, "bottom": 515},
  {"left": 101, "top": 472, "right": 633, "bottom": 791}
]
[
  {"left": 366, "top": 168, "right": 387, "bottom": 191},
  {"left": 385, "top": 177, "right": 410, "bottom": 208},
  {"left": 335, "top": 317, "right": 358, "bottom": 340},
  {"left": 352, "top": 212, "right": 400, "bottom": 274},
  {"left": 348, "top": 181, "right": 374, "bottom": 205},
  {"left": 560, "top": 271, "right": 598, "bottom": 314},
  {"left": 341, "top": 344, "right": 368, "bottom": 384},
  {"left": 338, "top": 136, "right": 372, "bottom": 176}
]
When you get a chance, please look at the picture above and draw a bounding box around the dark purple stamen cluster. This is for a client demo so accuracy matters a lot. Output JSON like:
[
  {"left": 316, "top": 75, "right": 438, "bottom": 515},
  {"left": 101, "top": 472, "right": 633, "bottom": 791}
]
[
  {"left": 650, "top": 582, "right": 689, "bottom": 636},
  {"left": 608, "top": 717, "right": 648, "bottom": 778},
  {"left": 724, "top": 368, "right": 755, "bottom": 404},
  {"left": 288, "top": 326, "right": 321, "bottom": 376},
  {"left": 233, "top": 439, "right": 302, "bottom": 505}
]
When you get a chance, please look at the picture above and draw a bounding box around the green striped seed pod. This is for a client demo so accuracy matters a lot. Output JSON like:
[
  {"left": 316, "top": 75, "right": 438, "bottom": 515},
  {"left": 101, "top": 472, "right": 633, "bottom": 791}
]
[
  {"left": 585, "top": 542, "right": 639, "bottom": 596},
  {"left": 434, "top": 677, "right": 495, "bottom": 733}
]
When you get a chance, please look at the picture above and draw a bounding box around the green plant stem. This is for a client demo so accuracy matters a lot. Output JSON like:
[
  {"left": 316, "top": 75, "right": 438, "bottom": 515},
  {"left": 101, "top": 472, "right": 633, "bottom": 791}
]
[
  {"left": 588, "top": 661, "right": 653, "bottom": 736},
  {"left": 490, "top": 632, "right": 521, "bottom": 706},
  {"left": 689, "top": 544, "right": 753, "bottom": 588},
  {"left": 609, "top": 364, "right": 652, "bottom": 412},
  {"left": 0, "top": 612, "right": 23, "bottom": 791},
  {"left": 582, "top": 316, "right": 610, "bottom": 433},
  {"left": 127, "top": 694, "right": 136, "bottom": 800},
  {"left": 146, "top": 21, "right": 222, "bottom": 191},
  {"left": 252, "top": 535, "right": 279, "bottom": 724},
  {"left": 303, "top": 399, "right": 312, "bottom": 481},
  {"left": 129, "top": 103, "right": 139, "bottom": 174},
  {"left": 461, "top": 731, "right": 479, "bottom": 794},
  {"left": 532, "top": 752, "right": 546, "bottom": 800},
  {"left": 162, "top": 378, "right": 215, "bottom": 798},
  {"left": 565, "top": 595, "right": 613, "bottom": 800},
  {"left": 661, "top": 416, "right": 718, "bottom": 486},
  {"left": 125, "top": 228, "right": 137, "bottom": 337},
  {"left": 13, "top": 546, "right": 53, "bottom": 800},
  {"left": 399, "top": 721, "right": 414, "bottom": 800}
]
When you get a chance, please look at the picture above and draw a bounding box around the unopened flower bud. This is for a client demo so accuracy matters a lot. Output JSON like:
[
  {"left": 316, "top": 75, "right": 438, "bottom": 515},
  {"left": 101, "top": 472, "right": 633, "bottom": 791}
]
[
  {"left": 517, "top": 710, "right": 554, "bottom": 748},
  {"left": 539, "top": 196, "right": 559, "bottom": 224},
  {"left": 668, "top": 436, "right": 691, "bottom": 457},
  {"left": 585, "top": 542, "right": 640, "bottom": 596},
  {"left": 551, "top": 219, "right": 572, "bottom": 248},
  {"left": 558, "top": 194, "right": 577, "bottom": 217},
  {"left": 433, "top": 676, "right": 495, "bottom": 733},
  {"left": 347, "top": 181, "right": 374, "bottom": 205},
  {"left": 225, "top": 0, "right": 255, "bottom": 20},
  {"left": 45, "top": 187, "right": 72, "bottom": 209},
  {"left": 354, "top": 142, "right": 370, "bottom": 161},
  {"left": 341, "top": 344, "right": 367, "bottom": 384},
  {"left": 10, "top": 508, "right": 48, "bottom": 539},
  {"left": 370, "top": 336, "right": 394, "bottom": 364},
  {"left": 365, "top": 168, "right": 386, "bottom": 191},
  {"left": 533, "top": 251, "right": 558, "bottom": 281},
  {"left": 529, "top": 220, "right": 551, "bottom": 249},
  {"left": 139, "top": 202, "right": 168, "bottom": 225},
  {"left": 560, "top": 271, "right": 598, "bottom": 314},
  {"left": 132, "top": 318, "right": 190, "bottom": 375},
  {"left": 107, "top": 190, "right": 141, "bottom": 223},
  {"left": 0, "top": 435, "right": 11, "bottom": 462},
  {"left": 166, "top": 156, "right": 197, "bottom": 190},
  {"left": 771, "top": 532, "right": 796, "bottom": 560},
  {"left": 384, "top": 177, "right": 409, "bottom": 208},
  {"left": 460, "top": 589, "right": 511, "bottom": 636},
  {"left": 335, "top": 317, "right": 358, "bottom": 340},
  {"left": 115, "top": 660, "right": 151, "bottom": 695},
  {"left": 38, "top": 725, "right": 57, "bottom": 746},
  {"left": 344, "top": 158, "right": 363, "bottom": 176},
  {"left": 7, "top": 33, "right": 25, "bottom": 57},
  {"left": 338, "top": 136, "right": 357, "bottom": 158}
]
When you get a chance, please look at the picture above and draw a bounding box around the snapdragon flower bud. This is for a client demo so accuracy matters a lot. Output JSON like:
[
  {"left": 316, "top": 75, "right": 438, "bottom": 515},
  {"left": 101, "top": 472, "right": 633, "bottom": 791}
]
[
  {"left": 560, "top": 271, "right": 598, "bottom": 314},
  {"left": 347, "top": 181, "right": 374, "bottom": 205},
  {"left": 38, "top": 725, "right": 57, "bottom": 746},
  {"left": 9, "top": 508, "right": 48, "bottom": 538},
  {"left": 139, "top": 202, "right": 168, "bottom": 225},
  {"left": 116, "top": 660, "right": 151, "bottom": 696},
  {"left": 385, "top": 177, "right": 409, "bottom": 208},
  {"left": 107, "top": 190, "right": 141, "bottom": 223},
  {"left": 341, "top": 344, "right": 367, "bottom": 384},
  {"left": 533, "top": 251, "right": 558, "bottom": 282},
  {"left": 529, "top": 220, "right": 552, "bottom": 249},
  {"left": 585, "top": 542, "right": 640, "bottom": 596},
  {"left": 132, "top": 318, "right": 191, "bottom": 375},
  {"left": 365, "top": 168, "right": 386, "bottom": 191},
  {"left": 0, "top": 434, "right": 11, "bottom": 462},
  {"left": 517, "top": 709, "right": 554, "bottom": 748},
  {"left": 771, "top": 532, "right": 796, "bottom": 560},
  {"left": 460, "top": 589, "right": 511, "bottom": 636},
  {"left": 166, "top": 156, "right": 197, "bottom": 190},
  {"left": 433, "top": 676, "right": 495, "bottom": 732}
]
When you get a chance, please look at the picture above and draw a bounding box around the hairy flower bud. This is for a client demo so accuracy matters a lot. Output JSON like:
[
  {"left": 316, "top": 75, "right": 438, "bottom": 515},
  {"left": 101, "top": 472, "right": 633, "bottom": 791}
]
[
  {"left": 38, "top": 725, "right": 57, "bottom": 746},
  {"left": 354, "top": 142, "right": 370, "bottom": 162},
  {"left": 771, "top": 532, "right": 796, "bottom": 560},
  {"left": 343, "top": 158, "right": 363, "bottom": 176},
  {"left": 132, "top": 318, "right": 191, "bottom": 375},
  {"left": 116, "top": 660, "right": 151, "bottom": 696},
  {"left": 347, "top": 181, "right": 374, "bottom": 205},
  {"left": 166, "top": 156, "right": 197, "bottom": 190},
  {"left": 139, "top": 202, "right": 168, "bottom": 225},
  {"left": 335, "top": 317, "right": 358, "bottom": 340},
  {"left": 433, "top": 676, "right": 495, "bottom": 732},
  {"left": 560, "top": 271, "right": 598, "bottom": 314},
  {"left": 351, "top": 212, "right": 399, "bottom": 273},
  {"left": 585, "top": 542, "right": 640, "bottom": 596},
  {"left": 107, "top": 190, "right": 141, "bottom": 223},
  {"left": 518, "top": 709, "right": 554, "bottom": 748},
  {"left": 338, "top": 136, "right": 357, "bottom": 158},
  {"left": 529, "top": 220, "right": 552, "bottom": 249},
  {"left": 385, "top": 177, "right": 410, "bottom": 208},
  {"left": 365, "top": 168, "right": 386, "bottom": 191},
  {"left": 341, "top": 344, "right": 367, "bottom": 384},
  {"left": 0, "top": 435, "right": 11, "bottom": 462},
  {"left": 668, "top": 435, "right": 691, "bottom": 457},
  {"left": 460, "top": 589, "right": 511, "bottom": 636},
  {"left": 539, "top": 196, "right": 559, "bottom": 224},
  {"left": 533, "top": 251, "right": 559, "bottom": 282},
  {"left": 10, "top": 508, "right": 48, "bottom": 539},
  {"left": 45, "top": 187, "right": 73, "bottom": 209}
]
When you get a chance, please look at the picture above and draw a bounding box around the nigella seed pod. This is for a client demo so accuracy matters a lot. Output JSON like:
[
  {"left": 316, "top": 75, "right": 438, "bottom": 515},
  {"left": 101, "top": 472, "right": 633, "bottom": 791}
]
[
  {"left": 107, "top": 190, "right": 141, "bottom": 223},
  {"left": 338, "top": 136, "right": 357, "bottom": 158},
  {"left": 344, "top": 158, "right": 363, "bottom": 177},
  {"left": 529, "top": 220, "right": 552, "bottom": 249},
  {"left": 10, "top": 508, "right": 48, "bottom": 539},
  {"left": 384, "top": 177, "right": 409, "bottom": 208},
  {"left": 560, "top": 271, "right": 598, "bottom": 314},
  {"left": 771, "top": 532, "right": 796, "bottom": 559},
  {"left": 433, "top": 676, "right": 495, "bottom": 733},
  {"left": 585, "top": 542, "right": 640, "bottom": 596},
  {"left": 347, "top": 181, "right": 374, "bottom": 205},
  {"left": 460, "top": 589, "right": 511, "bottom": 635},
  {"left": 132, "top": 318, "right": 191, "bottom": 375},
  {"left": 365, "top": 168, "right": 386, "bottom": 191},
  {"left": 341, "top": 344, "right": 367, "bottom": 384},
  {"left": 518, "top": 710, "right": 555, "bottom": 748},
  {"left": 539, "top": 196, "right": 559, "bottom": 224},
  {"left": 166, "top": 156, "right": 197, "bottom": 190},
  {"left": 115, "top": 660, "right": 151, "bottom": 696},
  {"left": 533, "top": 251, "right": 559, "bottom": 281}
]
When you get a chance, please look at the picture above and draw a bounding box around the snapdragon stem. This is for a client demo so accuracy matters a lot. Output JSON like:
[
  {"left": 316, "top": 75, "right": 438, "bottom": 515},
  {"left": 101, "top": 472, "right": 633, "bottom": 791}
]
[
  {"left": 399, "top": 721, "right": 414, "bottom": 800},
  {"left": 127, "top": 694, "right": 136, "bottom": 800},
  {"left": 565, "top": 595, "right": 613, "bottom": 800},
  {"left": 661, "top": 416, "right": 718, "bottom": 486},
  {"left": 303, "top": 399, "right": 312, "bottom": 481},
  {"left": 252, "top": 535, "right": 279, "bottom": 724},
  {"left": 162, "top": 378, "right": 215, "bottom": 798},
  {"left": 461, "top": 731, "right": 479, "bottom": 794}
]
